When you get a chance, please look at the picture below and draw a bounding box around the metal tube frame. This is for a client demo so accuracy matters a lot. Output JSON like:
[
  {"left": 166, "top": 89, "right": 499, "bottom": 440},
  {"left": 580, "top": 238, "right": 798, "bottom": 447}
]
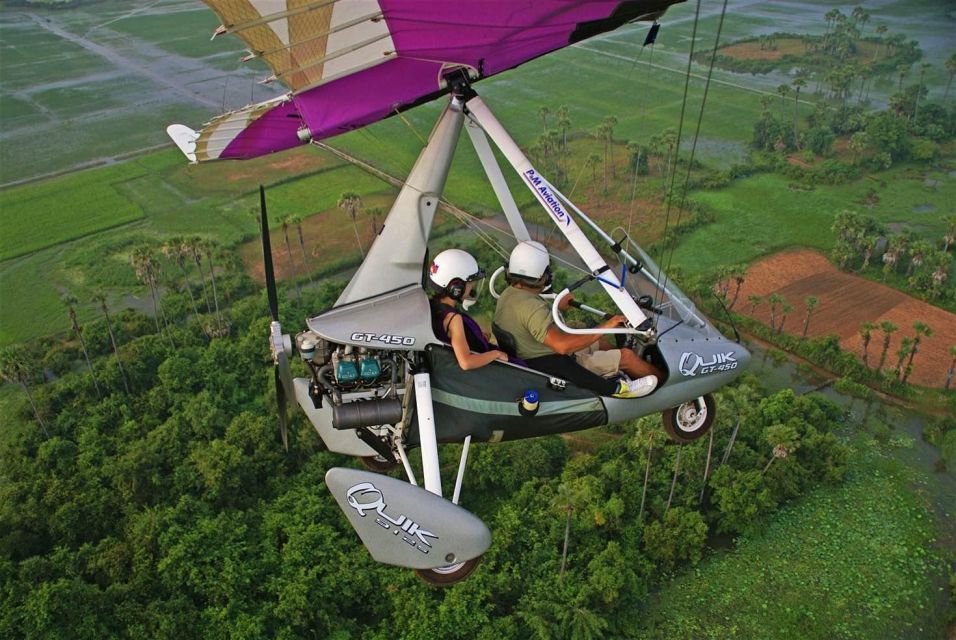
[
  {"left": 451, "top": 435, "right": 472, "bottom": 505},
  {"left": 463, "top": 95, "right": 651, "bottom": 336},
  {"left": 413, "top": 372, "right": 442, "bottom": 496}
]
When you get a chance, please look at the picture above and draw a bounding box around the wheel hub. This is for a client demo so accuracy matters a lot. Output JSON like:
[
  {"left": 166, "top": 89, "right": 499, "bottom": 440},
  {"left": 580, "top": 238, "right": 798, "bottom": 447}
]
[{"left": 676, "top": 400, "right": 706, "bottom": 432}]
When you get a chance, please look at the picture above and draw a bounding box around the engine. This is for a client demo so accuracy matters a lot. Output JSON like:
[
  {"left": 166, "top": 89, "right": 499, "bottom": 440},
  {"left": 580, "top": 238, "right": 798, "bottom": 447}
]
[{"left": 296, "top": 331, "right": 405, "bottom": 431}]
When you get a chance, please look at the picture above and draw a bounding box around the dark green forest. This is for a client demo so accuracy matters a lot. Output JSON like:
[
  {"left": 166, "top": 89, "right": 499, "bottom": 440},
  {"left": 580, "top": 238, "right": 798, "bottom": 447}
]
[{"left": 1, "top": 269, "right": 868, "bottom": 639}]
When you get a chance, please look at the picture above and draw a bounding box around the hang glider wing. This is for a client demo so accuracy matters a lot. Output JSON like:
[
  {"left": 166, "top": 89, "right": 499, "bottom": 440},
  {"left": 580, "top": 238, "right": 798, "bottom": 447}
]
[{"left": 171, "top": 0, "right": 683, "bottom": 162}]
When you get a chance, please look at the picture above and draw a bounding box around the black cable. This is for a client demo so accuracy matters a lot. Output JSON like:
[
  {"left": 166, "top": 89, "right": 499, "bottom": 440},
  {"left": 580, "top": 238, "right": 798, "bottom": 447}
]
[
  {"left": 653, "top": 0, "right": 702, "bottom": 307},
  {"left": 659, "top": 0, "right": 731, "bottom": 308}
]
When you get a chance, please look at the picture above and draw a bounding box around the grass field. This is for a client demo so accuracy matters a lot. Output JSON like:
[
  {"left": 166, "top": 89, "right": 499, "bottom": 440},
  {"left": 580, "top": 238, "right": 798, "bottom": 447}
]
[
  {"left": 669, "top": 165, "right": 956, "bottom": 278},
  {"left": 633, "top": 440, "right": 950, "bottom": 639},
  {"left": 0, "top": 161, "right": 149, "bottom": 260},
  {"left": 0, "top": 1, "right": 278, "bottom": 186},
  {"left": 0, "top": 147, "right": 398, "bottom": 344}
]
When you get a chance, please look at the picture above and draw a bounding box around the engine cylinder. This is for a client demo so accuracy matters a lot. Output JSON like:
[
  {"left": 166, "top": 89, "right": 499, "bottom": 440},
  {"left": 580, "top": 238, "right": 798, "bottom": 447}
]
[{"left": 332, "top": 398, "right": 403, "bottom": 430}]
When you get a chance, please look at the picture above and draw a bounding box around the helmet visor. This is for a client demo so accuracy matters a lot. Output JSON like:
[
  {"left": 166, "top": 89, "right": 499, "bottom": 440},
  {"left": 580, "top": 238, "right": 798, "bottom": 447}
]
[{"left": 462, "top": 268, "right": 485, "bottom": 310}]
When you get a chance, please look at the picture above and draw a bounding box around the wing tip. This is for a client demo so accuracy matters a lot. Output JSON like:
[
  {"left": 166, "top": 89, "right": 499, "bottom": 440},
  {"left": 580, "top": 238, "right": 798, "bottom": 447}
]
[{"left": 166, "top": 124, "right": 199, "bottom": 163}]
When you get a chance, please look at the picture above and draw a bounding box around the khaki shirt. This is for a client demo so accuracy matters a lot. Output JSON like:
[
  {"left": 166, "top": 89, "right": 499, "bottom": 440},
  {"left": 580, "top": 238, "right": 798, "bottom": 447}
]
[{"left": 493, "top": 286, "right": 556, "bottom": 360}]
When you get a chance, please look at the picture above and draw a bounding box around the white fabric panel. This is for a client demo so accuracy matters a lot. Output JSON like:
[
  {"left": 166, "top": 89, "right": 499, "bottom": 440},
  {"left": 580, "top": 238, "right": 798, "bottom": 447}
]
[
  {"left": 204, "top": 110, "right": 253, "bottom": 159},
  {"left": 323, "top": 0, "right": 392, "bottom": 79},
  {"left": 249, "top": 0, "right": 291, "bottom": 45}
]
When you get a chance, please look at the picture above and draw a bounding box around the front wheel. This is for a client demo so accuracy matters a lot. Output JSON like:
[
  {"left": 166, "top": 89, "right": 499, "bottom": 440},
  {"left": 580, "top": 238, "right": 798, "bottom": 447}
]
[
  {"left": 414, "top": 556, "right": 482, "bottom": 587},
  {"left": 662, "top": 394, "right": 715, "bottom": 443}
]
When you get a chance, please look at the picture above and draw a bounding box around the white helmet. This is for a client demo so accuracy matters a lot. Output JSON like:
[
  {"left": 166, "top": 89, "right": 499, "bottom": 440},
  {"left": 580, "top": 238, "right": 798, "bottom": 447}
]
[
  {"left": 429, "top": 249, "right": 484, "bottom": 304},
  {"left": 507, "top": 241, "right": 552, "bottom": 286}
]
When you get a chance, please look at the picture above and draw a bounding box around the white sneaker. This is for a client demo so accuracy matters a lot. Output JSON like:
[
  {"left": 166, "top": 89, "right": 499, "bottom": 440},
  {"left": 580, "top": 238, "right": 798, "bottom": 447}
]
[{"left": 612, "top": 375, "right": 658, "bottom": 398}]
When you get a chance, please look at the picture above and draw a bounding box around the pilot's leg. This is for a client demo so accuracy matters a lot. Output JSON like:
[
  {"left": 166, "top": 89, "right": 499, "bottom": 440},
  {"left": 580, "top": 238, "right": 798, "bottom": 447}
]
[{"left": 617, "top": 348, "right": 663, "bottom": 379}]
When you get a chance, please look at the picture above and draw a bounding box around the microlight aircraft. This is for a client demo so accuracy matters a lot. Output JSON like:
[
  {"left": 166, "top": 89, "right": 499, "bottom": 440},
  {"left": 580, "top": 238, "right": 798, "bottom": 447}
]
[{"left": 168, "top": 0, "right": 749, "bottom": 585}]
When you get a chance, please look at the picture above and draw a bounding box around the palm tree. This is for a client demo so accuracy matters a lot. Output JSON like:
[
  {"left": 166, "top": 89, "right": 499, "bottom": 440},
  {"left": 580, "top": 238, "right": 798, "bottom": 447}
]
[
  {"left": 337, "top": 192, "right": 365, "bottom": 258},
  {"left": 906, "top": 240, "right": 931, "bottom": 277},
  {"left": 597, "top": 116, "right": 617, "bottom": 191},
  {"left": 699, "top": 427, "right": 716, "bottom": 507},
  {"left": 585, "top": 154, "right": 601, "bottom": 195},
  {"left": 748, "top": 294, "right": 763, "bottom": 315},
  {"left": 881, "top": 242, "right": 899, "bottom": 281},
  {"left": 634, "top": 426, "right": 662, "bottom": 523},
  {"left": 893, "top": 337, "right": 913, "bottom": 381},
  {"left": 849, "top": 131, "right": 869, "bottom": 165},
  {"left": 941, "top": 216, "right": 955, "bottom": 253},
  {"left": 791, "top": 75, "right": 807, "bottom": 141},
  {"left": 659, "top": 128, "right": 678, "bottom": 187},
  {"left": 130, "top": 246, "right": 161, "bottom": 334},
  {"left": 945, "top": 345, "right": 956, "bottom": 390},
  {"left": 859, "top": 321, "right": 877, "bottom": 367},
  {"left": 63, "top": 294, "right": 100, "bottom": 396},
  {"left": 930, "top": 256, "right": 950, "bottom": 299},
  {"left": 944, "top": 53, "right": 956, "bottom": 103},
  {"left": 728, "top": 268, "right": 746, "bottom": 309},
  {"left": 289, "top": 215, "right": 316, "bottom": 288},
  {"left": 913, "top": 63, "right": 931, "bottom": 122},
  {"left": 367, "top": 206, "right": 383, "bottom": 238},
  {"left": 897, "top": 64, "right": 909, "bottom": 93},
  {"left": 186, "top": 236, "right": 212, "bottom": 314},
  {"left": 875, "top": 25, "right": 888, "bottom": 59},
  {"left": 861, "top": 234, "right": 879, "bottom": 271},
  {"left": 802, "top": 296, "right": 819, "bottom": 337},
  {"left": 130, "top": 245, "right": 175, "bottom": 347},
  {"left": 280, "top": 217, "right": 302, "bottom": 297},
  {"left": 202, "top": 240, "right": 224, "bottom": 335},
  {"left": 93, "top": 294, "right": 130, "bottom": 394},
  {"left": 537, "top": 105, "right": 550, "bottom": 132},
  {"left": 902, "top": 322, "right": 933, "bottom": 384},
  {"left": 556, "top": 104, "right": 571, "bottom": 151},
  {"left": 877, "top": 321, "right": 898, "bottom": 372},
  {"left": 762, "top": 425, "right": 798, "bottom": 474},
  {"left": 767, "top": 293, "right": 783, "bottom": 332},
  {"left": 161, "top": 237, "right": 202, "bottom": 323},
  {"left": 550, "top": 482, "right": 577, "bottom": 580},
  {"left": 565, "top": 605, "right": 609, "bottom": 640},
  {"left": 776, "top": 84, "right": 791, "bottom": 121},
  {"left": 851, "top": 6, "right": 870, "bottom": 36},
  {"left": 777, "top": 303, "right": 794, "bottom": 334},
  {"left": 664, "top": 444, "right": 683, "bottom": 514},
  {"left": 0, "top": 346, "right": 48, "bottom": 437}
]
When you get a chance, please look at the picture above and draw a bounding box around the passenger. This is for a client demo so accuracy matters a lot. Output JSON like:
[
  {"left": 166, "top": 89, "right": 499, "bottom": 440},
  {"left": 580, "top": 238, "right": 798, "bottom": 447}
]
[
  {"left": 493, "top": 241, "right": 659, "bottom": 398},
  {"left": 429, "top": 249, "right": 510, "bottom": 370}
]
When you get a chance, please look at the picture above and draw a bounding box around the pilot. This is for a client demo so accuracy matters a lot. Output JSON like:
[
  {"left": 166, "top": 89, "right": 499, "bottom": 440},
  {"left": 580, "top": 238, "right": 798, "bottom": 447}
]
[
  {"left": 429, "top": 249, "right": 510, "bottom": 370},
  {"left": 493, "top": 241, "right": 658, "bottom": 398}
]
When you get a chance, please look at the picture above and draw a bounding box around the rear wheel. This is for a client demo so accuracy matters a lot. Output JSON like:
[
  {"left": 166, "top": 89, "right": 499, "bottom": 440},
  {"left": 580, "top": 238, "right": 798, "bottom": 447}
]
[
  {"left": 359, "top": 454, "right": 399, "bottom": 472},
  {"left": 414, "top": 556, "right": 482, "bottom": 586},
  {"left": 662, "top": 394, "right": 716, "bottom": 443}
]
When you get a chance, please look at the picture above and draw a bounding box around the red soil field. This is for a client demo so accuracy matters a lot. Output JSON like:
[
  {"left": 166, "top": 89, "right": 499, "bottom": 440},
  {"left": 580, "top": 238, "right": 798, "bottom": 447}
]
[
  {"left": 719, "top": 38, "right": 807, "bottom": 61},
  {"left": 731, "top": 250, "right": 956, "bottom": 388}
]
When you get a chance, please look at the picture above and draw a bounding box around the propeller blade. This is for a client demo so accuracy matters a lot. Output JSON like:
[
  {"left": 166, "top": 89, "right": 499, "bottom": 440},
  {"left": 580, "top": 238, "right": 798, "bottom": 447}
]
[
  {"left": 274, "top": 367, "right": 289, "bottom": 451},
  {"left": 275, "top": 346, "right": 295, "bottom": 403},
  {"left": 260, "top": 184, "right": 279, "bottom": 322}
]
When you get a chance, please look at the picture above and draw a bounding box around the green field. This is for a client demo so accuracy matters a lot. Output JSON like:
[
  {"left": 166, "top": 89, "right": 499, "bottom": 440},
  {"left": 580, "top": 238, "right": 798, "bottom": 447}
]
[
  {"left": 1, "top": 0, "right": 954, "bottom": 348},
  {"left": 634, "top": 441, "right": 948, "bottom": 639},
  {"left": 0, "top": 161, "right": 149, "bottom": 260},
  {"left": 670, "top": 166, "right": 956, "bottom": 277}
]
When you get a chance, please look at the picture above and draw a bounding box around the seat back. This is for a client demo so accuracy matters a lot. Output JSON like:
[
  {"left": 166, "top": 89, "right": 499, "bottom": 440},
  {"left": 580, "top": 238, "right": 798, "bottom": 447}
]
[{"left": 492, "top": 322, "right": 519, "bottom": 359}]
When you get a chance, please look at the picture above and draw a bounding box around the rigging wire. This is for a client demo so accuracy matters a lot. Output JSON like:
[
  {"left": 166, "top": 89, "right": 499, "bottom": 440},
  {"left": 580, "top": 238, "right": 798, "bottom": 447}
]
[
  {"left": 312, "top": 138, "right": 590, "bottom": 277},
  {"left": 652, "top": 0, "right": 702, "bottom": 307},
  {"left": 658, "top": 0, "right": 730, "bottom": 304},
  {"left": 626, "top": 26, "right": 657, "bottom": 242}
]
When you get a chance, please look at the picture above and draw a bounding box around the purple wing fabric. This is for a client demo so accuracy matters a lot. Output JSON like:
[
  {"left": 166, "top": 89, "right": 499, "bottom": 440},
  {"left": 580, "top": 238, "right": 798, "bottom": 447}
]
[{"left": 193, "top": 1, "right": 680, "bottom": 161}]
